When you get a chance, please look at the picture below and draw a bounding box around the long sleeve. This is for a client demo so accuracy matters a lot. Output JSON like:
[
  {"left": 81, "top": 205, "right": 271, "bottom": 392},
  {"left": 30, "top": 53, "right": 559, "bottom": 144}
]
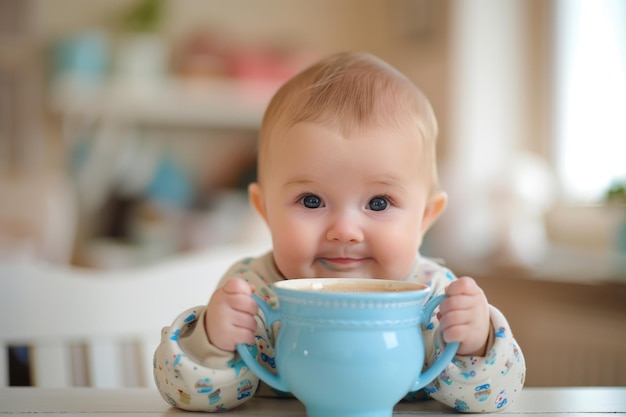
[
  {"left": 153, "top": 252, "right": 282, "bottom": 412},
  {"left": 412, "top": 257, "right": 526, "bottom": 412},
  {"left": 153, "top": 306, "right": 261, "bottom": 411},
  {"left": 422, "top": 305, "right": 526, "bottom": 412}
]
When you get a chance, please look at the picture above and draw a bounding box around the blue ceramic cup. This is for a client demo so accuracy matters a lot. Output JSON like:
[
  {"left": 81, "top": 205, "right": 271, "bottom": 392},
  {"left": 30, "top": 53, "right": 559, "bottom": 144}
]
[{"left": 237, "top": 278, "right": 459, "bottom": 417}]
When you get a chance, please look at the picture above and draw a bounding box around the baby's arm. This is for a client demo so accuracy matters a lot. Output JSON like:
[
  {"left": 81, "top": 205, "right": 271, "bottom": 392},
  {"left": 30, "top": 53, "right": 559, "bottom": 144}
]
[
  {"left": 410, "top": 263, "right": 526, "bottom": 412},
  {"left": 424, "top": 305, "right": 526, "bottom": 412},
  {"left": 153, "top": 256, "right": 277, "bottom": 412},
  {"left": 153, "top": 305, "right": 262, "bottom": 412}
]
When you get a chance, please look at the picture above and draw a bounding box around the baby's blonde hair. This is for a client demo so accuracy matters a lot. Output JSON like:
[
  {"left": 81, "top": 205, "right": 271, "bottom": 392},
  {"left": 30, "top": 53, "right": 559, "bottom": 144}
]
[{"left": 257, "top": 51, "right": 440, "bottom": 189}]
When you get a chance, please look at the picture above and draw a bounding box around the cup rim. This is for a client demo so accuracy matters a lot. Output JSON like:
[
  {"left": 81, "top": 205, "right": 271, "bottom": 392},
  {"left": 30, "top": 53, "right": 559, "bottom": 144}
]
[{"left": 273, "top": 277, "right": 429, "bottom": 294}]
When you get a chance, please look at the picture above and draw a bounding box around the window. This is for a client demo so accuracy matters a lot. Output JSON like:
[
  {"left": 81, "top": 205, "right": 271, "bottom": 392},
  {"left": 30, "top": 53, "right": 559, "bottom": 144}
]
[{"left": 553, "top": 0, "right": 626, "bottom": 203}]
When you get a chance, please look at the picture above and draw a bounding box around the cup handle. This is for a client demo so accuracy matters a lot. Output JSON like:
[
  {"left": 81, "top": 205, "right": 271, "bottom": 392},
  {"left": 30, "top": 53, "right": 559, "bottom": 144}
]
[
  {"left": 409, "top": 293, "right": 460, "bottom": 392},
  {"left": 235, "top": 294, "right": 290, "bottom": 393}
]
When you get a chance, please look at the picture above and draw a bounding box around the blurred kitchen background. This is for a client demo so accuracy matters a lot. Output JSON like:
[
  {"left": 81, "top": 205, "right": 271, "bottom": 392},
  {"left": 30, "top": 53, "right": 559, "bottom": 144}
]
[{"left": 1, "top": 0, "right": 624, "bottom": 387}]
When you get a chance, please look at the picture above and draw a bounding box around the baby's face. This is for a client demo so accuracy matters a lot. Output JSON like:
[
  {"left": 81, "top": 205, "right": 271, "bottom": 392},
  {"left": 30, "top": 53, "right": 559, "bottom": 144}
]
[{"left": 251, "top": 121, "right": 440, "bottom": 280}]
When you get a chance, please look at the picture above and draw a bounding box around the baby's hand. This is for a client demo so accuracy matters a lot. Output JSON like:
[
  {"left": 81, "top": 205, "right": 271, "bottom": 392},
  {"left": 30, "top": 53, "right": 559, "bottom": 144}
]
[
  {"left": 205, "top": 277, "right": 259, "bottom": 352},
  {"left": 437, "top": 276, "right": 491, "bottom": 356}
]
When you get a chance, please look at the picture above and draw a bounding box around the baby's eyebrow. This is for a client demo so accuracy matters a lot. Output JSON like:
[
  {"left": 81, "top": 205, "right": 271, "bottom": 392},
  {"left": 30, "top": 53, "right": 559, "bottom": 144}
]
[
  {"left": 283, "top": 178, "right": 316, "bottom": 187},
  {"left": 368, "top": 177, "right": 409, "bottom": 193}
]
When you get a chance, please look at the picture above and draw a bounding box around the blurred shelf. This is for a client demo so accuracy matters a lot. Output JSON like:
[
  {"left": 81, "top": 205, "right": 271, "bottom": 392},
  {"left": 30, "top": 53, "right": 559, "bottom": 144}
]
[
  {"left": 453, "top": 244, "right": 626, "bottom": 286},
  {"left": 49, "top": 76, "right": 281, "bottom": 130}
]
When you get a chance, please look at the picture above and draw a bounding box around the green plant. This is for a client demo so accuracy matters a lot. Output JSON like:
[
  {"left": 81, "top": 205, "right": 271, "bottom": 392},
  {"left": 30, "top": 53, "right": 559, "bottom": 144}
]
[
  {"left": 118, "top": 0, "right": 164, "bottom": 33},
  {"left": 606, "top": 182, "right": 626, "bottom": 206}
]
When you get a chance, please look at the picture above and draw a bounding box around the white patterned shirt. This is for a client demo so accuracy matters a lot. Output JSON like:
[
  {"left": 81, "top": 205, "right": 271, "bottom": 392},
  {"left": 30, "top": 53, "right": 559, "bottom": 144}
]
[{"left": 153, "top": 251, "right": 525, "bottom": 412}]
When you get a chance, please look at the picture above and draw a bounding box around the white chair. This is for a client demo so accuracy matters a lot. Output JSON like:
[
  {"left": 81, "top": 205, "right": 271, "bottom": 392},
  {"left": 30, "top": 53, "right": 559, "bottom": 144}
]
[{"left": 0, "top": 243, "right": 269, "bottom": 387}]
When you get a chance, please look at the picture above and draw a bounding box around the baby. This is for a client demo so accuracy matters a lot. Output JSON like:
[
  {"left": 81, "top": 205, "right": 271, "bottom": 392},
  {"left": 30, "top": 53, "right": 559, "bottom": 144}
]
[{"left": 154, "top": 51, "right": 526, "bottom": 413}]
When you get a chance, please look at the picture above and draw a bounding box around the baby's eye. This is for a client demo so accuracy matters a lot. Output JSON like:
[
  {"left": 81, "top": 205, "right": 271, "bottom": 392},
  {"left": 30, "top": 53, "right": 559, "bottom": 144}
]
[
  {"left": 368, "top": 196, "right": 389, "bottom": 211},
  {"left": 300, "top": 194, "right": 323, "bottom": 209}
]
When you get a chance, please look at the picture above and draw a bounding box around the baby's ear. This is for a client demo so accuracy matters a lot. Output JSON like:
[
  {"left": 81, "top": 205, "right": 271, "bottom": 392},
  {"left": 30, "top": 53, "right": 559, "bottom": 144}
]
[
  {"left": 420, "top": 191, "right": 447, "bottom": 234},
  {"left": 248, "top": 182, "right": 268, "bottom": 223}
]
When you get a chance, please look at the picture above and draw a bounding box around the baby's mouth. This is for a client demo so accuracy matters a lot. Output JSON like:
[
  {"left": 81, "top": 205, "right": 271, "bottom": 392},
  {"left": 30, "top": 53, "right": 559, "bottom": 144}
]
[{"left": 317, "top": 257, "right": 368, "bottom": 271}]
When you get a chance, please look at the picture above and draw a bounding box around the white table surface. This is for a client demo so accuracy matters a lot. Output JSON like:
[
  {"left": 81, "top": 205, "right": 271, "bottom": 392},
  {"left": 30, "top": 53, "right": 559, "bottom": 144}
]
[{"left": 1, "top": 387, "right": 625, "bottom": 416}]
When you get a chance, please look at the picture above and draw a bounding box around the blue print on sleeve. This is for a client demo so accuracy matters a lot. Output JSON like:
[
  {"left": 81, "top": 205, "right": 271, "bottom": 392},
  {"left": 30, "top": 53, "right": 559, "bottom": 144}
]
[{"left": 228, "top": 357, "right": 249, "bottom": 377}]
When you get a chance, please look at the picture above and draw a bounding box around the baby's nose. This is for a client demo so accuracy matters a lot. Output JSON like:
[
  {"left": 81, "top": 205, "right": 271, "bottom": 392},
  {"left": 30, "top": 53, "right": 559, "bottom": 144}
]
[{"left": 326, "top": 214, "right": 364, "bottom": 243}]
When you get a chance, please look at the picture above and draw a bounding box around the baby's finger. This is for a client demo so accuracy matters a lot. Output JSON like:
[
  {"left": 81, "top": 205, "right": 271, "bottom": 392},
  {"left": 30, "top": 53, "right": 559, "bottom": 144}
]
[
  {"left": 230, "top": 310, "right": 259, "bottom": 333},
  {"left": 222, "top": 277, "right": 254, "bottom": 295},
  {"left": 441, "top": 323, "right": 467, "bottom": 344},
  {"left": 231, "top": 327, "right": 256, "bottom": 347},
  {"left": 230, "top": 292, "right": 260, "bottom": 315},
  {"left": 439, "top": 294, "right": 479, "bottom": 313},
  {"left": 438, "top": 309, "right": 471, "bottom": 332},
  {"left": 445, "top": 276, "right": 481, "bottom": 296},
  {"left": 214, "top": 324, "right": 255, "bottom": 350}
]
